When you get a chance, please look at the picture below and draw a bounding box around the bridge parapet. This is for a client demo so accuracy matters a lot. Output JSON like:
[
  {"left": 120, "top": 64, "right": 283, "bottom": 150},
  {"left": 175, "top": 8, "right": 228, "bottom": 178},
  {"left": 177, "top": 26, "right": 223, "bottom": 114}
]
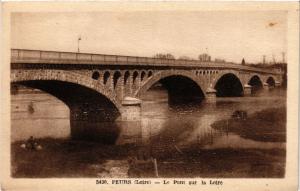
[{"left": 11, "top": 49, "right": 282, "bottom": 75}]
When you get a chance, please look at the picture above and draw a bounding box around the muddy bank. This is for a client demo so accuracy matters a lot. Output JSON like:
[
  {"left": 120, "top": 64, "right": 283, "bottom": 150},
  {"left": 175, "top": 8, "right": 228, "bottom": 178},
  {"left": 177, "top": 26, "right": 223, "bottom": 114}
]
[
  {"left": 12, "top": 138, "right": 285, "bottom": 178},
  {"left": 11, "top": 138, "right": 136, "bottom": 178},
  {"left": 211, "top": 107, "right": 286, "bottom": 142},
  {"left": 129, "top": 147, "right": 285, "bottom": 178}
]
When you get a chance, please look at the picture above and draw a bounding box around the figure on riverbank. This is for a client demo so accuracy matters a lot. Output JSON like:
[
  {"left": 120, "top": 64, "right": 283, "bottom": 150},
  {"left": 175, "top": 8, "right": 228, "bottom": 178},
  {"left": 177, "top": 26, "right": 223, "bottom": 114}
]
[{"left": 20, "top": 136, "right": 43, "bottom": 151}]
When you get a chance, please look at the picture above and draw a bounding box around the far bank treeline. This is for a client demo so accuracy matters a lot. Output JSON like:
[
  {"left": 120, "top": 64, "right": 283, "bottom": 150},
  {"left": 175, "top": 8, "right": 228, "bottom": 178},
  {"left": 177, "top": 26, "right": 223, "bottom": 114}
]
[{"left": 153, "top": 53, "right": 224, "bottom": 62}]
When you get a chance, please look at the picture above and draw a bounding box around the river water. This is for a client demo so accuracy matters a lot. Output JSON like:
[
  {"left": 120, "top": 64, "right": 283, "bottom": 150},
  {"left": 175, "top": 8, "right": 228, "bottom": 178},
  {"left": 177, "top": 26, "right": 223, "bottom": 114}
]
[
  {"left": 11, "top": 86, "right": 286, "bottom": 150},
  {"left": 140, "top": 88, "right": 286, "bottom": 151}
]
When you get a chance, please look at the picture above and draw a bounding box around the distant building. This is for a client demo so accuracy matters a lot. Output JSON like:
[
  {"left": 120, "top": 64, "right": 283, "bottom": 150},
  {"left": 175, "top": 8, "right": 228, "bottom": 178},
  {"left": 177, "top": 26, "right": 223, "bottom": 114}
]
[{"left": 198, "top": 53, "right": 211, "bottom": 62}]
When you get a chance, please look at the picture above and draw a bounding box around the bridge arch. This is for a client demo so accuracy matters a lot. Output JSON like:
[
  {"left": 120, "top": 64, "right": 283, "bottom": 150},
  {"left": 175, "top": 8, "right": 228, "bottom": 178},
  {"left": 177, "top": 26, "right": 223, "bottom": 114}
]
[
  {"left": 124, "top": 71, "right": 130, "bottom": 85},
  {"left": 248, "top": 75, "right": 263, "bottom": 91},
  {"left": 141, "top": 71, "right": 146, "bottom": 82},
  {"left": 213, "top": 72, "right": 244, "bottom": 97},
  {"left": 103, "top": 71, "right": 111, "bottom": 85},
  {"left": 132, "top": 71, "right": 139, "bottom": 85},
  {"left": 11, "top": 70, "right": 122, "bottom": 110},
  {"left": 92, "top": 70, "right": 100, "bottom": 80},
  {"left": 113, "top": 71, "right": 122, "bottom": 89},
  {"left": 148, "top": 71, "right": 153, "bottom": 78},
  {"left": 134, "top": 70, "right": 206, "bottom": 103},
  {"left": 266, "top": 76, "right": 276, "bottom": 87}
]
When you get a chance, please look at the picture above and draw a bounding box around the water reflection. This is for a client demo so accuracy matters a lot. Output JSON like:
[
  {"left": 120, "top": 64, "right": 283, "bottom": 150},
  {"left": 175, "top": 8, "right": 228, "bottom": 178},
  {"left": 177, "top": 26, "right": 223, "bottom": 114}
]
[
  {"left": 11, "top": 85, "right": 286, "bottom": 151},
  {"left": 140, "top": 88, "right": 286, "bottom": 150}
]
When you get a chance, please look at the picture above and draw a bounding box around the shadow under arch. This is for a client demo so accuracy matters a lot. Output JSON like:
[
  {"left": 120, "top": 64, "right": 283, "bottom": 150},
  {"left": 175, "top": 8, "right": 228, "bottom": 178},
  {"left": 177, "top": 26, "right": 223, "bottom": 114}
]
[
  {"left": 135, "top": 72, "right": 205, "bottom": 106},
  {"left": 214, "top": 73, "right": 244, "bottom": 97},
  {"left": 248, "top": 75, "right": 263, "bottom": 93},
  {"left": 11, "top": 80, "right": 121, "bottom": 144},
  {"left": 266, "top": 76, "right": 276, "bottom": 87}
]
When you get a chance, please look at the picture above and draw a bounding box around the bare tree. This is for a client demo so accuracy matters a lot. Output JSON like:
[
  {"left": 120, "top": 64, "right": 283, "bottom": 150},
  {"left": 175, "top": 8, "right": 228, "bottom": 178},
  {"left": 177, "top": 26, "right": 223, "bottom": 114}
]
[
  {"left": 198, "top": 53, "right": 211, "bottom": 62},
  {"left": 153, "top": 53, "right": 175, "bottom": 59}
]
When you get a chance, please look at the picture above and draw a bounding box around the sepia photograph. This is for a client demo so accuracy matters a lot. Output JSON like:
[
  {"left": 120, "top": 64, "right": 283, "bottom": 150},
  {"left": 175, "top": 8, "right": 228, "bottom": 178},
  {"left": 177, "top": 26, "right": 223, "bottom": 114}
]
[{"left": 1, "top": 2, "right": 299, "bottom": 191}]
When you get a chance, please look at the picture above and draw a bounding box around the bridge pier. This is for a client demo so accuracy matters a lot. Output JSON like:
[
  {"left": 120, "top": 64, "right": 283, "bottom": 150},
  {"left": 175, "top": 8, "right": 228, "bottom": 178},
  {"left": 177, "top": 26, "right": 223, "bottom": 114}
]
[
  {"left": 263, "top": 82, "right": 270, "bottom": 90},
  {"left": 275, "top": 81, "right": 281, "bottom": 87},
  {"left": 121, "top": 97, "right": 142, "bottom": 121},
  {"left": 243, "top": 84, "right": 252, "bottom": 96},
  {"left": 117, "top": 97, "right": 142, "bottom": 145},
  {"left": 205, "top": 87, "right": 217, "bottom": 103}
]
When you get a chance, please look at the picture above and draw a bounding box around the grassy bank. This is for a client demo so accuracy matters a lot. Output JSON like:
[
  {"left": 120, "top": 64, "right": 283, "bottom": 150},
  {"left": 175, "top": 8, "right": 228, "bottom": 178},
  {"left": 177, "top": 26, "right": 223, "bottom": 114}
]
[{"left": 211, "top": 107, "right": 286, "bottom": 142}]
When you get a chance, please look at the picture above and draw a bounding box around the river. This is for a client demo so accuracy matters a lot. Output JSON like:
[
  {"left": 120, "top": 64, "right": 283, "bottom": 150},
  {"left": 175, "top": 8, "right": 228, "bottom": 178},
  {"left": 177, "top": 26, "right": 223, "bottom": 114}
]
[{"left": 11, "top": 86, "right": 286, "bottom": 149}]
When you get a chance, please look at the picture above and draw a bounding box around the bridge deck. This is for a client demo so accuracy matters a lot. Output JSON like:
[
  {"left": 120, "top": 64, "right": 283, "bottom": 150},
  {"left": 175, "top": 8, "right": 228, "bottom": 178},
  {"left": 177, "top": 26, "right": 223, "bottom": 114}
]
[{"left": 11, "top": 49, "right": 282, "bottom": 75}]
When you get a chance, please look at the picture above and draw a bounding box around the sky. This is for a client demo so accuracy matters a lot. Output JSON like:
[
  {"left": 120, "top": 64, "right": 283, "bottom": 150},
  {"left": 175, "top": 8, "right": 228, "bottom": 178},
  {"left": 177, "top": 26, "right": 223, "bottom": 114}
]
[{"left": 11, "top": 11, "right": 287, "bottom": 63}]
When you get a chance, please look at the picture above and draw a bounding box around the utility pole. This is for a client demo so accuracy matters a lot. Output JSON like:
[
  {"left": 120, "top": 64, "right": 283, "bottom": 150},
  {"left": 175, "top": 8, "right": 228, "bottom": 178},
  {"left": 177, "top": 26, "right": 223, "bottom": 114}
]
[
  {"left": 77, "top": 36, "right": 81, "bottom": 53},
  {"left": 263, "top": 55, "right": 266, "bottom": 64}
]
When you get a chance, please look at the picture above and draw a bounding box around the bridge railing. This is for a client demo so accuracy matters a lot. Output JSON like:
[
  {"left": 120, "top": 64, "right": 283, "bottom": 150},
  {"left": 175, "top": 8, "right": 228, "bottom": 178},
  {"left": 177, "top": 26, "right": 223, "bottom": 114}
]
[{"left": 11, "top": 49, "right": 282, "bottom": 74}]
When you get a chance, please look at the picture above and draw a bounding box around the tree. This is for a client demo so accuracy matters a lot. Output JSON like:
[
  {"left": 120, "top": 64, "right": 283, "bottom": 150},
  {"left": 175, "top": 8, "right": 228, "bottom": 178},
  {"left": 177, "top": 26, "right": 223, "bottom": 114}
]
[
  {"left": 241, "top": 58, "right": 245, "bottom": 65},
  {"left": 198, "top": 53, "right": 211, "bottom": 62},
  {"left": 153, "top": 53, "right": 175, "bottom": 59}
]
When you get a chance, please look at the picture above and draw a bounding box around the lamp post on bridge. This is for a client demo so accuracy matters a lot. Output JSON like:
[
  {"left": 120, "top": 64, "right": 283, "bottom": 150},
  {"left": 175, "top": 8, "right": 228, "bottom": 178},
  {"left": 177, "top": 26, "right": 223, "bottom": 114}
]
[{"left": 77, "top": 36, "right": 81, "bottom": 53}]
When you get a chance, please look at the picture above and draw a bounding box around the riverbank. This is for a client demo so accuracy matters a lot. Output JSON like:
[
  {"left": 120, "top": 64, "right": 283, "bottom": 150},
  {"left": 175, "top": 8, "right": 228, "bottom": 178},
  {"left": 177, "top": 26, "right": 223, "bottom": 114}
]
[
  {"left": 211, "top": 107, "right": 286, "bottom": 142},
  {"left": 129, "top": 147, "right": 285, "bottom": 178},
  {"left": 11, "top": 138, "right": 136, "bottom": 178},
  {"left": 11, "top": 138, "right": 285, "bottom": 178}
]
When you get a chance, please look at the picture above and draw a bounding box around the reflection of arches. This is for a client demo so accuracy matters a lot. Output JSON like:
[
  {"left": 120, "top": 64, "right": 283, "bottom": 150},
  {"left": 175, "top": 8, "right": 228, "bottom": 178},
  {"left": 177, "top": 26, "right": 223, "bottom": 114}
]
[
  {"left": 266, "top": 76, "right": 275, "bottom": 87},
  {"left": 113, "top": 71, "right": 121, "bottom": 89},
  {"left": 148, "top": 71, "right": 153, "bottom": 77},
  {"left": 214, "top": 73, "right": 243, "bottom": 97},
  {"left": 103, "top": 71, "right": 110, "bottom": 85}
]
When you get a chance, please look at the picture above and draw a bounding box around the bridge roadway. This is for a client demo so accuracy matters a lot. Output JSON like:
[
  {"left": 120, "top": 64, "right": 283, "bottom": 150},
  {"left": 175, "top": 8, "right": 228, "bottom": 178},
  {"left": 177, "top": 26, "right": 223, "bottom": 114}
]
[
  {"left": 11, "top": 49, "right": 281, "bottom": 74},
  {"left": 11, "top": 49, "right": 283, "bottom": 143}
]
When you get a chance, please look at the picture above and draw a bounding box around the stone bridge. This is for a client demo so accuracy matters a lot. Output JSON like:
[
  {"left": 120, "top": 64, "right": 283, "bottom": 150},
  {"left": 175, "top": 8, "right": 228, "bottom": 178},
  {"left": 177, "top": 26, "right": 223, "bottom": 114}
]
[
  {"left": 11, "top": 49, "right": 283, "bottom": 121},
  {"left": 11, "top": 49, "right": 283, "bottom": 143}
]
